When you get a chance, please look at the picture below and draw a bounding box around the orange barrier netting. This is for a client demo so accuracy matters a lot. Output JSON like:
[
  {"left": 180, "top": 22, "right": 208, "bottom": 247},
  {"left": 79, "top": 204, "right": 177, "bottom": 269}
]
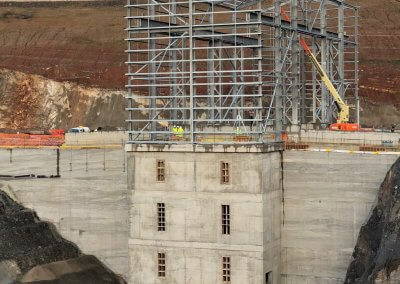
[{"left": 0, "top": 134, "right": 64, "bottom": 147}]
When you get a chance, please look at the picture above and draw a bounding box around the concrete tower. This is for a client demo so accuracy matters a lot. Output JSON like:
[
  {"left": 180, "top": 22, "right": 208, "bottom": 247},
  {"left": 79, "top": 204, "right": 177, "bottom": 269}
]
[{"left": 127, "top": 144, "right": 282, "bottom": 283}]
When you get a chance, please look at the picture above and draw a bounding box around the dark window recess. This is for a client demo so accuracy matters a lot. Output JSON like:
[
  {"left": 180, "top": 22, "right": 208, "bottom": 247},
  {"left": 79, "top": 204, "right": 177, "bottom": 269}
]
[
  {"left": 157, "top": 160, "right": 165, "bottom": 182},
  {"left": 221, "top": 162, "right": 229, "bottom": 184},
  {"left": 265, "top": 271, "right": 272, "bottom": 284},
  {"left": 222, "top": 205, "right": 230, "bottom": 235},
  {"left": 157, "top": 203, "right": 166, "bottom": 231},
  {"left": 222, "top": 256, "right": 231, "bottom": 282},
  {"left": 158, "top": 252, "right": 166, "bottom": 277}
]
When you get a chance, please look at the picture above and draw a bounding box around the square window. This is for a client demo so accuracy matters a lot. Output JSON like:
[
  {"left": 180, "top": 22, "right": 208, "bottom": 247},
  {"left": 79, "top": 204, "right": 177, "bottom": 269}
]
[
  {"left": 222, "top": 256, "right": 231, "bottom": 282},
  {"left": 158, "top": 252, "right": 166, "bottom": 277},
  {"left": 220, "top": 162, "right": 229, "bottom": 184},
  {"left": 157, "top": 160, "right": 165, "bottom": 182},
  {"left": 222, "top": 205, "right": 230, "bottom": 235},
  {"left": 157, "top": 203, "right": 166, "bottom": 231}
]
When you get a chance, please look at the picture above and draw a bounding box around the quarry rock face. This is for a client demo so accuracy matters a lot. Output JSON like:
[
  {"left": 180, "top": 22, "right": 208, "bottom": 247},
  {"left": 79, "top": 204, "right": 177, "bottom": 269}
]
[
  {"left": 346, "top": 157, "right": 400, "bottom": 283},
  {"left": 0, "top": 189, "right": 126, "bottom": 284},
  {"left": 0, "top": 69, "right": 126, "bottom": 131}
]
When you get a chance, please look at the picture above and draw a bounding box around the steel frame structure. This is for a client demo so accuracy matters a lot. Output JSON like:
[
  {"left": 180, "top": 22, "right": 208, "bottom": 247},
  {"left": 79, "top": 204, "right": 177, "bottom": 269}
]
[{"left": 126, "top": 0, "right": 358, "bottom": 144}]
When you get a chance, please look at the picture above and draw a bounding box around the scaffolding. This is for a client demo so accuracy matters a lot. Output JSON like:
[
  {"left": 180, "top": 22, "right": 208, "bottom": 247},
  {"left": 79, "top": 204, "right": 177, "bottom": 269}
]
[{"left": 126, "top": 0, "right": 359, "bottom": 144}]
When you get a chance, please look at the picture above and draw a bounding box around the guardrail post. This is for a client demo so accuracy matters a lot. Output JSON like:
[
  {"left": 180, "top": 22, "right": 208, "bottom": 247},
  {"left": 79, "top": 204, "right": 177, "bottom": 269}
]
[
  {"left": 8, "top": 148, "right": 12, "bottom": 164},
  {"left": 56, "top": 148, "right": 60, "bottom": 177}
]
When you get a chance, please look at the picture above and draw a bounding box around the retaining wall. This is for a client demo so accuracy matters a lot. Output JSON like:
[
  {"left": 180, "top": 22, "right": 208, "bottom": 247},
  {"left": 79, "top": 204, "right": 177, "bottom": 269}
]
[
  {"left": 1, "top": 145, "right": 398, "bottom": 283},
  {"left": 289, "top": 130, "right": 400, "bottom": 146},
  {"left": 282, "top": 150, "right": 399, "bottom": 283},
  {"left": 0, "top": 148, "right": 129, "bottom": 279},
  {"left": 65, "top": 131, "right": 126, "bottom": 146}
]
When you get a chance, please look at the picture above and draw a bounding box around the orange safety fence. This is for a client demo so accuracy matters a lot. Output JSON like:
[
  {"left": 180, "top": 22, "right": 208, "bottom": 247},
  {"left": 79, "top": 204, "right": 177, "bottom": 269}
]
[
  {"left": 0, "top": 134, "right": 64, "bottom": 147},
  {"left": 285, "top": 142, "right": 309, "bottom": 150},
  {"left": 0, "top": 133, "right": 30, "bottom": 139},
  {"left": 359, "top": 146, "right": 398, "bottom": 152}
]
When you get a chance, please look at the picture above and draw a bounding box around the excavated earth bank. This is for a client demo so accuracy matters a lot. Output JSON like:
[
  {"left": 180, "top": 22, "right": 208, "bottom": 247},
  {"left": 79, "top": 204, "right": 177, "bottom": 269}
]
[
  {"left": 0, "top": 188, "right": 126, "bottom": 284},
  {"left": 346, "top": 157, "right": 400, "bottom": 283},
  {"left": 1, "top": 0, "right": 400, "bottom": 128}
]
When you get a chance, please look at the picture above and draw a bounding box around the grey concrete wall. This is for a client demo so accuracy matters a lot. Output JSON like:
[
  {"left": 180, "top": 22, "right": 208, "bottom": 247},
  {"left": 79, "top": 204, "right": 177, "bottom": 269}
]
[
  {"left": 289, "top": 130, "right": 400, "bottom": 146},
  {"left": 0, "top": 148, "right": 129, "bottom": 279},
  {"left": 128, "top": 149, "right": 282, "bottom": 284},
  {"left": 65, "top": 131, "right": 126, "bottom": 146},
  {"left": 282, "top": 150, "right": 399, "bottom": 283},
  {"left": 2, "top": 145, "right": 393, "bottom": 284}
]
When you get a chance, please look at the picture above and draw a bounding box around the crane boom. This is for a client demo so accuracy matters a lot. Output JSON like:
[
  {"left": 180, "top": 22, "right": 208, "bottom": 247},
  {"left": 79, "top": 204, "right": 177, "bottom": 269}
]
[
  {"left": 299, "top": 38, "right": 349, "bottom": 123},
  {"left": 280, "top": 7, "right": 359, "bottom": 131}
]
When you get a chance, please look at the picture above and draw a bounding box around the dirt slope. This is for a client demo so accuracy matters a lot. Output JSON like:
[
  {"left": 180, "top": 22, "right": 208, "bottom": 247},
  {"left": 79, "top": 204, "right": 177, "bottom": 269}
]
[
  {"left": 0, "top": 1, "right": 125, "bottom": 90},
  {"left": 350, "top": 0, "right": 400, "bottom": 126},
  {"left": 0, "top": 0, "right": 399, "bottom": 128},
  {"left": 0, "top": 69, "right": 126, "bottom": 130}
]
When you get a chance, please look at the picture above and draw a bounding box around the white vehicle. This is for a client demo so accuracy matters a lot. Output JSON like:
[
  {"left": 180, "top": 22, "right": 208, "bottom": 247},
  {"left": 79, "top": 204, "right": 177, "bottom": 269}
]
[{"left": 68, "top": 126, "right": 90, "bottom": 133}]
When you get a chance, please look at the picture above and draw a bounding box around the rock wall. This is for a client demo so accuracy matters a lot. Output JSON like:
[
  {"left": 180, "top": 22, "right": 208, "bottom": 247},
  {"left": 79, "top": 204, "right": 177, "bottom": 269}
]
[
  {"left": 0, "top": 188, "right": 125, "bottom": 283},
  {"left": 345, "top": 157, "right": 400, "bottom": 283},
  {"left": 0, "top": 69, "right": 126, "bottom": 130}
]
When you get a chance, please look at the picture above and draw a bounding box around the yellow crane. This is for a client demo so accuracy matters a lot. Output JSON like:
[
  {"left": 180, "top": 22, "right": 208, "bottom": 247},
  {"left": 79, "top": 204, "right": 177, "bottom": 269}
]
[
  {"left": 280, "top": 7, "right": 360, "bottom": 131},
  {"left": 299, "top": 38, "right": 359, "bottom": 131}
]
